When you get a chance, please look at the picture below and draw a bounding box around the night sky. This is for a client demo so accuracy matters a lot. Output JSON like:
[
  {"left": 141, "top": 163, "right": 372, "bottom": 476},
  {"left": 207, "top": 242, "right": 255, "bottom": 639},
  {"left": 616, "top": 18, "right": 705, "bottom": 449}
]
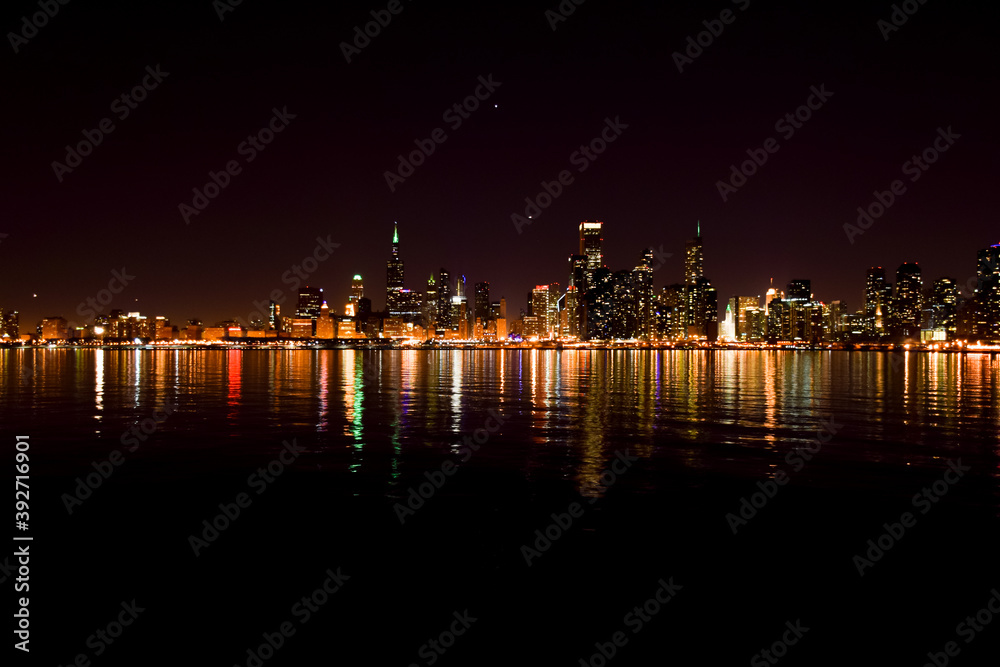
[{"left": 3, "top": 0, "right": 997, "bottom": 327}]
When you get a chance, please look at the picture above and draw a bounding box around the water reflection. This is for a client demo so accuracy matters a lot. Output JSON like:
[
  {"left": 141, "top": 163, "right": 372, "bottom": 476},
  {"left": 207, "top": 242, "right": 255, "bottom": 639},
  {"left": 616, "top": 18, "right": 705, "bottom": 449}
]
[{"left": 1, "top": 349, "right": 997, "bottom": 495}]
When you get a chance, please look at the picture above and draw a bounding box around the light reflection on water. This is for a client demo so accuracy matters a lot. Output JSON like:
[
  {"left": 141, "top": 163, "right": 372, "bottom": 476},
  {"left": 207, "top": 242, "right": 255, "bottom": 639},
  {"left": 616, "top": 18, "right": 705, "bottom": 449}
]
[{"left": 2, "top": 349, "right": 998, "bottom": 500}]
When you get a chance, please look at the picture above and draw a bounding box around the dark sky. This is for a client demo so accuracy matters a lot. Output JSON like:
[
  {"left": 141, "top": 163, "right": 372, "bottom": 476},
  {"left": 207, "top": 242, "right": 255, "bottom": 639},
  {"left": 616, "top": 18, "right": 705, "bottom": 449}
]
[{"left": 3, "top": 0, "right": 997, "bottom": 327}]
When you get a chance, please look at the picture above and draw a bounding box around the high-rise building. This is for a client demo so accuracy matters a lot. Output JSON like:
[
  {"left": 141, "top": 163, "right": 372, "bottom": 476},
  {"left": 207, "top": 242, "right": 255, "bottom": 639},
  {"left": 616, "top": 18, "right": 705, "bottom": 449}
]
[
  {"left": 787, "top": 280, "right": 811, "bottom": 303},
  {"left": 475, "top": 282, "right": 490, "bottom": 324},
  {"left": 864, "top": 267, "right": 892, "bottom": 338},
  {"left": 350, "top": 274, "right": 364, "bottom": 306},
  {"left": 268, "top": 302, "right": 280, "bottom": 330},
  {"left": 893, "top": 262, "right": 923, "bottom": 338},
  {"left": 975, "top": 243, "right": 1000, "bottom": 341},
  {"left": 684, "top": 221, "right": 704, "bottom": 285},
  {"left": 927, "top": 277, "right": 958, "bottom": 337},
  {"left": 386, "top": 222, "right": 404, "bottom": 315},
  {"left": 532, "top": 285, "right": 557, "bottom": 337},
  {"left": 497, "top": 298, "right": 508, "bottom": 339},
  {"left": 423, "top": 274, "right": 438, "bottom": 329},
  {"left": 579, "top": 220, "right": 604, "bottom": 275},
  {"left": 438, "top": 268, "right": 452, "bottom": 329},
  {"left": 0, "top": 308, "right": 18, "bottom": 340},
  {"left": 655, "top": 285, "right": 686, "bottom": 340},
  {"left": 733, "top": 296, "right": 759, "bottom": 341},
  {"left": 632, "top": 249, "right": 655, "bottom": 340},
  {"left": 568, "top": 254, "right": 588, "bottom": 292},
  {"left": 296, "top": 287, "right": 323, "bottom": 319}
]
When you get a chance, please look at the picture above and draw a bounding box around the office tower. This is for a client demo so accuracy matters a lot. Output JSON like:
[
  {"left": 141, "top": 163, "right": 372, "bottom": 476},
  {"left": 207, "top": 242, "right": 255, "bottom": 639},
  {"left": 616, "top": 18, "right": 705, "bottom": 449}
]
[
  {"left": 0, "top": 308, "right": 18, "bottom": 340},
  {"left": 787, "top": 280, "right": 811, "bottom": 303},
  {"left": 386, "top": 222, "right": 404, "bottom": 315},
  {"left": 863, "top": 266, "right": 894, "bottom": 338},
  {"left": 927, "top": 278, "right": 958, "bottom": 337},
  {"left": 893, "top": 262, "right": 923, "bottom": 338},
  {"left": 41, "top": 316, "right": 68, "bottom": 340},
  {"left": 732, "top": 296, "right": 758, "bottom": 341},
  {"left": 316, "top": 302, "right": 334, "bottom": 339},
  {"left": 579, "top": 220, "right": 604, "bottom": 270},
  {"left": 296, "top": 287, "right": 323, "bottom": 319},
  {"left": 350, "top": 274, "right": 364, "bottom": 305},
  {"left": 632, "top": 249, "right": 655, "bottom": 340},
  {"left": 532, "top": 285, "right": 557, "bottom": 336},
  {"left": 684, "top": 221, "right": 704, "bottom": 285},
  {"left": 975, "top": 243, "right": 1000, "bottom": 340},
  {"left": 475, "top": 282, "right": 490, "bottom": 324},
  {"left": 438, "top": 268, "right": 452, "bottom": 328},
  {"left": 423, "top": 274, "right": 438, "bottom": 329},
  {"left": 568, "top": 254, "right": 588, "bottom": 292},
  {"left": 497, "top": 298, "right": 508, "bottom": 339},
  {"left": 656, "top": 285, "right": 686, "bottom": 340}
]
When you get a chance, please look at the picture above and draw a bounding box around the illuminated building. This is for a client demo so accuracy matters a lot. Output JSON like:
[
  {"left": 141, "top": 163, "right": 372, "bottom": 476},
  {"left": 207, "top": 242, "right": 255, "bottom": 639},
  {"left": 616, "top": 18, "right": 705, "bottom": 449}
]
[
  {"left": 41, "top": 316, "right": 68, "bottom": 340},
  {"left": 787, "top": 280, "right": 811, "bottom": 303},
  {"left": 268, "top": 301, "right": 280, "bottom": 330},
  {"left": 568, "top": 254, "right": 587, "bottom": 292},
  {"left": 579, "top": 220, "right": 604, "bottom": 272},
  {"left": 684, "top": 221, "right": 704, "bottom": 285},
  {"left": 437, "top": 268, "right": 452, "bottom": 329},
  {"left": 927, "top": 278, "right": 958, "bottom": 338},
  {"left": 350, "top": 274, "right": 364, "bottom": 306},
  {"left": 632, "top": 249, "right": 655, "bottom": 340},
  {"left": 423, "top": 274, "right": 438, "bottom": 329},
  {"left": 0, "top": 308, "right": 18, "bottom": 340},
  {"left": 731, "top": 296, "right": 758, "bottom": 341},
  {"left": 315, "top": 302, "right": 335, "bottom": 339},
  {"left": 864, "top": 267, "right": 892, "bottom": 339},
  {"left": 531, "top": 285, "right": 557, "bottom": 337},
  {"left": 498, "top": 297, "right": 508, "bottom": 339},
  {"left": 976, "top": 243, "right": 1000, "bottom": 341},
  {"left": 289, "top": 318, "right": 314, "bottom": 338},
  {"left": 683, "top": 222, "right": 717, "bottom": 340},
  {"left": 296, "top": 287, "right": 323, "bottom": 319},
  {"left": 892, "top": 262, "right": 923, "bottom": 339},
  {"left": 475, "top": 282, "right": 490, "bottom": 325},
  {"left": 655, "top": 285, "right": 686, "bottom": 340},
  {"left": 386, "top": 222, "right": 404, "bottom": 315}
]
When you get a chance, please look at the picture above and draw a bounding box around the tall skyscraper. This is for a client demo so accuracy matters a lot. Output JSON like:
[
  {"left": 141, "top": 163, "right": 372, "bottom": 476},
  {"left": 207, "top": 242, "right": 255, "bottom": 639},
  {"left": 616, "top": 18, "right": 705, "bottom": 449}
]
[
  {"left": 928, "top": 277, "right": 958, "bottom": 337},
  {"left": 975, "top": 243, "right": 1000, "bottom": 340},
  {"left": 632, "top": 249, "right": 655, "bottom": 340},
  {"left": 386, "top": 222, "right": 404, "bottom": 315},
  {"left": 893, "top": 262, "right": 923, "bottom": 338},
  {"left": 864, "top": 267, "right": 889, "bottom": 338},
  {"left": 475, "top": 282, "right": 491, "bottom": 324},
  {"left": 423, "top": 274, "right": 438, "bottom": 327},
  {"left": 438, "top": 268, "right": 452, "bottom": 329},
  {"left": 684, "top": 221, "right": 704, "bottom": 285},
  {"left": 579, "top": 220, "right": 604, "bottom": 274},
  {"left": 350, "top": 275, "right": 364, "bottom": 306},
  {"left": 0, "top": 308, "right": 19, "bottom": 340}
]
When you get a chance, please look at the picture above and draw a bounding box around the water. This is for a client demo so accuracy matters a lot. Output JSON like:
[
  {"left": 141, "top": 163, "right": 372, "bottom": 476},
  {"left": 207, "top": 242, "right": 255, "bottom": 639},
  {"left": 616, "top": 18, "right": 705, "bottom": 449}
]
[{"left": 3, "top": 349, "right": 999, "bottom": 665}]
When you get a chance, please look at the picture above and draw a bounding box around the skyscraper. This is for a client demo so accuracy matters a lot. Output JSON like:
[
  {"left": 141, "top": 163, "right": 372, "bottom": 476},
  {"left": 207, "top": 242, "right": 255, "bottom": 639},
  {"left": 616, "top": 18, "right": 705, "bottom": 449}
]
[
  {"left": 579, "top": 220, "right": 604, "bottom": 275},
  {"left": 893, "top": 262, "right": 923, "bottom": 338},
  {"left": 475, "top": 282, "right": 490, "bottom": 324},
  {"left": 438, "top": 268, "right": 452, "bottom": 329},
  {"left": 423, "top": 274, "right": 438, "bottom": 328},
  {"left": 632, "top": 249, "right": 655, "bottom": 340},
  {"left": 386, "top": 222, "right": 404, "bottom": 315},
  {"left": 975, "top": 243, "right": 1000, "bottom": 340},
  {"left": 684, "top": 220, "right": 704, "bottom": 285},
  {"left": 864, "top": 267, "right": 889, "bottom": 338},
  {"left": 350, "top": 274, "right": 364, "bottom": 306},
  {"left": 296, "top": 287, "right": 323, "bottom": 319},
  {"left": 787, "top": 280, "right": 811, "bottom": 303}
]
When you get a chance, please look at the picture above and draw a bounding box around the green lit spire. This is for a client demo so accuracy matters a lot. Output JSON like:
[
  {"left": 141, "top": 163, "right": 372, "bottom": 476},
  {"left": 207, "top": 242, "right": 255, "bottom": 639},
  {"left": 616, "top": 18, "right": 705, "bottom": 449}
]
[
  {"left": 697, "top": 219, "right": 701, "bottom": 237},
  {"left": 393, "top": 221, "right": 399, "bottom": 244}
]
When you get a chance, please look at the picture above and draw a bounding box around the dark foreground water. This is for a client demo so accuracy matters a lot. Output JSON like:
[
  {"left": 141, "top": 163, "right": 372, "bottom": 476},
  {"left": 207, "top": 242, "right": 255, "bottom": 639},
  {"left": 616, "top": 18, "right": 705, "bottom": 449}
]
[{"left": 3, "top": 349, "right": 999, "bottom": 665}]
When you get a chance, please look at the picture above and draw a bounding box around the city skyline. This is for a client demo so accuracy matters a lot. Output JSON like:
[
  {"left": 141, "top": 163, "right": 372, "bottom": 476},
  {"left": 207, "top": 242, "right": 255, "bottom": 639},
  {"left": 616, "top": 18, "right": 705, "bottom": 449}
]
[{"left": 5, "top": 217, "right": 999, "bottom": 346}]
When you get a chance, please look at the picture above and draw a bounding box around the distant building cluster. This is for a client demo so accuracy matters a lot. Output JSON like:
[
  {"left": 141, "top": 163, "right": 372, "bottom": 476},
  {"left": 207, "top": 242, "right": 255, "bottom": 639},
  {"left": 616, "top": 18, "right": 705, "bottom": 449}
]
[{"left": 4, "top": 225, "right": 999, "bottom": 347}]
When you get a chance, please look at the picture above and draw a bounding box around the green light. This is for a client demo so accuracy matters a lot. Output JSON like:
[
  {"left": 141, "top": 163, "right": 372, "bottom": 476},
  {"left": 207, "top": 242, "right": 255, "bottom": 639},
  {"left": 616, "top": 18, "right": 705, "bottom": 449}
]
[
  {"left": 393, "top": 221, "right": 399, "bottom": 244},
  {"left": 353, "top": 274, "right": 362, "bottom": 280}
]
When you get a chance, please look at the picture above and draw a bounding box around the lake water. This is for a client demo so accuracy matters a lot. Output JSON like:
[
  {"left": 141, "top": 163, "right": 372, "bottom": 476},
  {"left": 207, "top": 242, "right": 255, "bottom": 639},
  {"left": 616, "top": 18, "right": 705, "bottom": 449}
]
[{"left": 3, "top": 349, "right": 998, "bottom": 665}]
